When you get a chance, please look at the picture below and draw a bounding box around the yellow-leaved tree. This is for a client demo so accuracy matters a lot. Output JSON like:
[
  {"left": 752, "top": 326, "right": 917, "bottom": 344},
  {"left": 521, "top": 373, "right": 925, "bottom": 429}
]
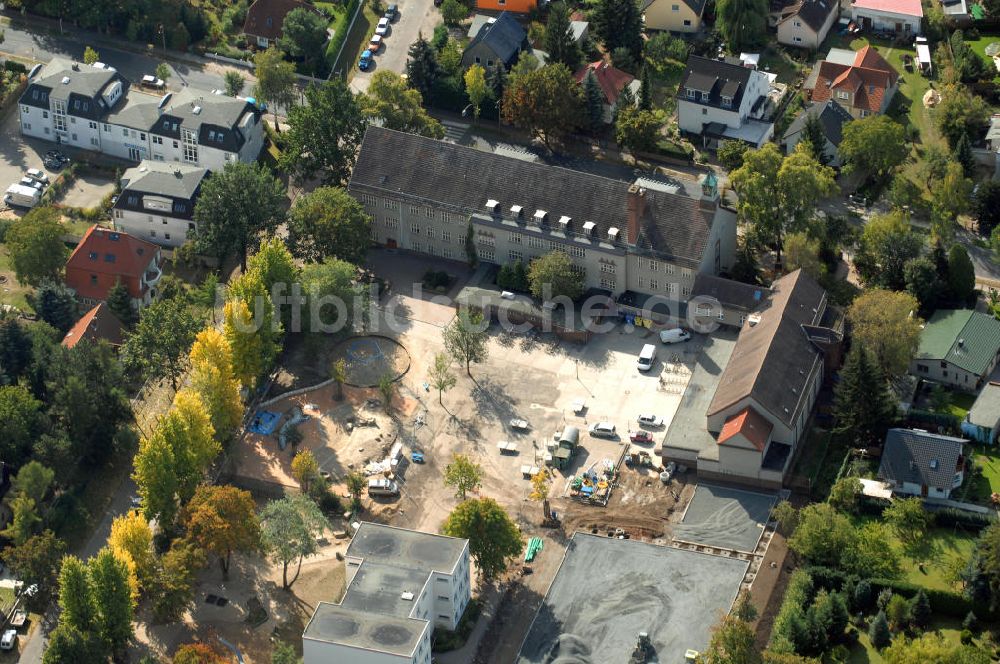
[
  {"left": 189, "top": 327, "right": 243, "bottom": 442},
  {"left": 184, "top": 484, "right": 260, "bottom": 578},
  {"left": 107, "top": 511, "right": 155, "bottom": 600},
  {"left": 223, "top": 298, "right": 268, "bottom": 389}
]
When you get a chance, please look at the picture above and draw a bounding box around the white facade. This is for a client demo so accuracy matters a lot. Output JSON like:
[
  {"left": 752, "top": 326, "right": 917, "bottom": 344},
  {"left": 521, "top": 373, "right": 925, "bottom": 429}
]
[
  {"left": 850, "top": 4, "right": 922, "bottom": 33},
  {"left": 113, "top": 205, "right": 195, "bottom": 248},
  {"left": 676, "top": 67, "right": 775, "bottom": 148}
]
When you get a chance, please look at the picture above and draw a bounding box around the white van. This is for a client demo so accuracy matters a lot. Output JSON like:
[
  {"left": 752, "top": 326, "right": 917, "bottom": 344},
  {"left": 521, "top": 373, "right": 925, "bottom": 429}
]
[
  {"left": 4, "top": 184, "right": 41, "bottom": 209},
  {"left": 659, "top": 328, "right": 692, "bottom": 344},
  {"left": 367, "top": 477, "right": 400, "bottom": 497},
  {"left": 637, "top": 343, "right": 657, "bottom": 371}
]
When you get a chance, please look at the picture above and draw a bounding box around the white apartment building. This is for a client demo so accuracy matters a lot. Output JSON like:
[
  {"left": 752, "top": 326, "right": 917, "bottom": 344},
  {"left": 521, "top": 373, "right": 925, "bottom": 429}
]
[
  {"left": 349, "top": 127, "right": 737, "bottom": 311},
  {"left": 303, "top": 523, "right": 472, "bottom": 664},
  {"left": 676, "top": 55, "right": 776, "bottom": 148},
  {"left": 112, "top": 161, "right": 209, "bottom": 248},
  {"left": 19, "top": 58, "right": 265, "bottom": 171}
]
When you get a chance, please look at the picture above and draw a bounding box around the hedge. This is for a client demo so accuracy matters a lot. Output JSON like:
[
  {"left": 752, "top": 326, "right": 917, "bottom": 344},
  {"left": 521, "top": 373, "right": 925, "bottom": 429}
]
[
  {"left": 928, "top": 507, "right": 996, "bottom": 531},
  {"left": 769, "top": 569, "right": 815, "bottom": 652}
]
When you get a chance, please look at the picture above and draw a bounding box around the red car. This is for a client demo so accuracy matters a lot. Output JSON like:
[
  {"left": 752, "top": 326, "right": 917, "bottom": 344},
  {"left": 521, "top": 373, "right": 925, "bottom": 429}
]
[{"left": 629, "top": 430, "right": 654, "bottom": 444}]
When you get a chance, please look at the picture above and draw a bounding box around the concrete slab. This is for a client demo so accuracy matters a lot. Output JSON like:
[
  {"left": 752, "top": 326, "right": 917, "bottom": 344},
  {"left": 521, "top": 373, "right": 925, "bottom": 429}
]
[
  {"left": 516, "top": 533, "right": 748, "bottom": 663},
  {"left": 674, "top": 484, "right": 776, "bottom": 553}
]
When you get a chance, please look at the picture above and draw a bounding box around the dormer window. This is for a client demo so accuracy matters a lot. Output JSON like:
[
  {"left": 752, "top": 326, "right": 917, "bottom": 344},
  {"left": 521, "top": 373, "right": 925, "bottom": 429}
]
[
  {"left": 721, "top": 96, "right": 732, "bottom": 108},
  {"left": 837, "top": 91, "right": 849, "bottom": 100},
  {"left": 686, "top": 88, "right": 696, "bottom": 99}
]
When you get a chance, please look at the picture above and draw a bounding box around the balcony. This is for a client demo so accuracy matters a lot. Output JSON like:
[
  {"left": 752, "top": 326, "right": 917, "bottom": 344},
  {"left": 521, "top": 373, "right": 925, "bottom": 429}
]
[{"left": 143, "top": 262, "right": 162, "bottom": 288}]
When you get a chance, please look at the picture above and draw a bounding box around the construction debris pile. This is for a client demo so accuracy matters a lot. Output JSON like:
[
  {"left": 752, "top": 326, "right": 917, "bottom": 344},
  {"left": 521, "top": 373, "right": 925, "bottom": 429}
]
[{"left": 568, "top": 458, "right": 618, "bottom": 505}]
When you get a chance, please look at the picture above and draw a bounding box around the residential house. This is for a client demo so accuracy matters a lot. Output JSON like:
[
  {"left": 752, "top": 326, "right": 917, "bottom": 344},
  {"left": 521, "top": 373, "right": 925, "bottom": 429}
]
[
  {"left": 910, "top": 309, "right": 1000, "bottom": 392},
  {"left": 461, "top": 12, "right": 527, "bottom": 70},
  {"left": 877, "top": 428, "right": 966, "bottom": 498},
  {"left": 348, "top": 127, "right": 738, "bottom": 305},
  {"left": 804, "top": 45, "right": 899, "bottom": 119},
  {"left": 775, "top": 0, "right": 840, "bottom": 49},
  {"left": 19, "top": 59, "right": 265, "bottom": 170},
  {"left": 985, "top": 114, "right": 1000, "bottom": 179},
  {"left": 574, "top": 61, "right": 641, "bottom": 123},
  {"left": 642, "top": 0, "right": 708, "bottom": 33},
  {"left": 676, "top": 55, "right": 776, "bottom": 148},
  {"left": 61, "top": 302, "right": 124, "bottom": 349},
  {"left": 303, "top": 523, "right": 471, "bottom": 664},
  {"left": 112, "top": 161, "right": 209, "bottom": 248},
  {"left": 65, "top": 225, "right": 163, "bottom": 311},
  {"left": 476, "top": 0, "right": 536, "bottom": 14},
  {"left": 243, "top": 0, "right": 325, "bottom": 49},
  {"left": 850, "top": 0, "right": 923, "bottom": 34},
  {"left": 962, "top": 380, "right": 1000, "bottom": 445},
  {"left": 662, "top": 270, "right": 843, "bottom": 488},
  {"left": 782, "top": 100, "right": 854, "bottom": 167}
]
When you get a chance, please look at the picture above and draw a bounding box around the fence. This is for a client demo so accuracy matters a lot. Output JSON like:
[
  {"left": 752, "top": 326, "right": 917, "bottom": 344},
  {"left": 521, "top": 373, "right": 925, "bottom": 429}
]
[{"left": 328, "top": 0, "right": 365, "bottom": 79}]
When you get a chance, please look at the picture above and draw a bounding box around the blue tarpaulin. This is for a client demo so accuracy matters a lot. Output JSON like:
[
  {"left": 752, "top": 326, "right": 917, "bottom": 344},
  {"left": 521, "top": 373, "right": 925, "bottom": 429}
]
[{"left": 249, "top": 411, "right": 281, "bottom": 435}]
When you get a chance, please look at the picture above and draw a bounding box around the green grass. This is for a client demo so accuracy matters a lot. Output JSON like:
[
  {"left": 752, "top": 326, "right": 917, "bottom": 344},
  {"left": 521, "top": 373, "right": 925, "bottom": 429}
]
[
  {"left": 650, "top": 60, "right": 685, "bottom": 117},
  {"left": 848, "top": 616, "right": 973, "bottom": 663},
  {"left": 340, "top": 2, "right": 378, "bottom": 79},
  {"left": 759, "top": 46, "right": 807, "bottom": 85},
  {"left": 947, "top": 392, "right": 977, "bottom": 421},
  {"left": 965, "top": 445, "right": 1000, "bottom": 504},
  {"left": 964, "top": 31, "right": 1000, "bottom": 81},
  {"left": 0, "top": 244, "right": 33, "bottom": 313}
]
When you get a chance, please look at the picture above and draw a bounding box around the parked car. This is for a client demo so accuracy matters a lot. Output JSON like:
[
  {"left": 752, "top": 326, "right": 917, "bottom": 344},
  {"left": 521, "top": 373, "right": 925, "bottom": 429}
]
[
  {"left": 359, "top": 50, "right": 374, "bottom": 71},
  {"left": 384, "top": 3, "right": 398, "bottom": 20},
  {"left": 629, "top": 430, "right": 654, "bottom": 444},
  {"left": 637, "top": 414, "right": 664, "bottom": 428},
  {"left": 375, "top": 17, "right": 391, "bottom": 35},
  {"left": 369, "top": 34, "right": 383, "bottom": 52},
  {"left": 588, "top": 422, "right": 617, "bottom": 439},
  {"left": 0, "top": 630, "right": 15, "bottom": 651},
  {"left": 19, "top": 177, "right": 43, "bottom": 191},
  {"left": 25, "top": 168, "right": 49, "bottom": 185},
  {"left": 141, "top": 74, "right": 165, "bottom": 89},
  {"left": 659, "top": 328, "right": 691, "bottom": 344},
  {"left": 368, "top": 477, "right": 400, "bottom": 497}
]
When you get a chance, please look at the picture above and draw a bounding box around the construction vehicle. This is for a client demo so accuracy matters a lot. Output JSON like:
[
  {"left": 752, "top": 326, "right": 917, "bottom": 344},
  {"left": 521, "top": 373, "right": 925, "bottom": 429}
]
[{"left": 630, "top": 632, "right": 655, "bottom": 663}]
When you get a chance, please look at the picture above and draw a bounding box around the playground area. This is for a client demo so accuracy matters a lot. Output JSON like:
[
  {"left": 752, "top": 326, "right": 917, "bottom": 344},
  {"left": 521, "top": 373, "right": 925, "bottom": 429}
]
[{"left": 272, "top": 334, "right": 411, "bottom": 395}]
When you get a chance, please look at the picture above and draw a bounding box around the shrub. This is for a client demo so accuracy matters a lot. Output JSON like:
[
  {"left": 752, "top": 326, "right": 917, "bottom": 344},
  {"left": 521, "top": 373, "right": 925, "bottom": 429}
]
[
  {"left": 960, "top": 628, "right": 974, "bottom": 645},
  {"left": 0, "top": 219, "right": 11, "bottom": 243}
]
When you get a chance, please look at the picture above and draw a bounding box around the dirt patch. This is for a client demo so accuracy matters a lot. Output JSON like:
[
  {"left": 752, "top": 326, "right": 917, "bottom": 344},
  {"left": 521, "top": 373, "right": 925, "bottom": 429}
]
[
  {"left": 272, "top": 333, "right": 411, "bottom": 395},
  {"left": 750, "top": 531, "right": 792, "bottom": 651}
]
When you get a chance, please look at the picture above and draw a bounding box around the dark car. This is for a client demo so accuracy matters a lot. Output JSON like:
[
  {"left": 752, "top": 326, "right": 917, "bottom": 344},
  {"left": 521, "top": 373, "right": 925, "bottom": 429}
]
[{"left": 385, "top": 3, "right": 398, "bottom": 19}]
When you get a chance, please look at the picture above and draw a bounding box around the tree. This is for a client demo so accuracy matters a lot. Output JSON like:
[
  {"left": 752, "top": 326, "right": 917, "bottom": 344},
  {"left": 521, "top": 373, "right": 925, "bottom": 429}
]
[
  {"left": 121, "top": 297, "right": 201, "bottom": 389},
  {"left": 442, "top": 497, "right": 523, "bottom": 581},
  {"left": 718, "top": 140, "right": 751, "bottom": 172},
  {"left": 502, "top": 62, "right": 583, "bottom": 148},
  {"left": 260, "top": 494, "right": 327, "bottom": 589},
  {"left": 948, "top": 30, "right": 992, "bottom": 83},
  {"left": 279, "top": 7, "right": 328, "bottom": 73},
  {"left": 869, "top": 610, "right": 891, "bottom": 650},
  {"left": 429, "top": 352, "right": 457, "bottom": 405},
  {"left": 377, "top": 372, "right": 396, "bottom": 414},
  {"left": 833, "top": 344, "right": 896, "bottom": 448},
  {"left": 43, "top": 624, "right": 102, "bottom": 664},
  {"left": 406, "top": 34, "right": 441, "bottom": 100},
  {"left": 272, "top": 642, "right": 301, "bottom": 664},
  {"left": 444, "top": 454, "right": 483, "bottom": 500},
  {"left": 150, "top": 539, "right": 205, "bottom": 623},
  {"left": 0, "top": 317, "right": 31, "bottom": 384},
  {"left": 155, "top": 62, "right": 172, "bottom": 84},
  {"left": 801, "top": 112, "right": 829, "bottom": 165},
  {"left": 0, "top": 385, "right": 44, "bottom": 467},
  {"left": 223, "top": 299, "right": 268, "bottom": 389},
  {"left": 223, "top": 69, "right": 245, "bottom": 97},
  {"left": 253, "top": 47, "right": 297, "bottom": 131},
  {"left": 30, "top": 280, "right": 77, "bottom": 333},
  {"left": 972, "top": 180, "right": 1000, "bottom": 238},
  {"left": 282, "top": 79, "right": 367, "bottom": 186},
  {"left": 440, "top": 0, "right": 467, "bottom": 24},
  {"left": 582, "top": 70, "right": 606, "bottom": 132},
  {"left": 286, "top": 187, "right": 371, "bottom": 265},
  {"left": 716, "top": 0, "right": 768, "bottom": 51},
  {"left": 83, "top": 46, "right": 99, "bottom": 64},
  {"left": 3, "top": 530, "right": 65, "bottom": 611},
  {"left": 292, "top": 450, "right": 321, "bottom": 494},
  {"left": 853, "top": 212, "right": 924, "bottom": 291},
  {"left": 771, "top": 500, "right": 799, "bottom": 536},
  {"left": 730, "top": 143, "right": 836, "bottom": 265},
  {"left": 464, "top": 64, "right": 488, "bottom": 120},
  {"left": 345, "top": 470, "right": 366, "bottom": 511},
  {"left": 885, "top": 593, "right": 911, "bottom": 630},
  {"left": 930, "top": 161, "right": 972, "bottom": 238},
  {"left": 936, "top": 84, "right": 990, "bottom": 150},
  {"left": 487, "top": 60, "right": 507, "bottom": 102},
  {"left": 188, "top": 328, "right": 243, "bottom": 442},
  {"left": 839, "top": 115, "right": 908, "bottom": 183},
  {"left": 108, "top": 510, "right": 155, "bottom": 599},
  {"left": 911, "top": 589, "right": 931, "bottom": 629},
  {"left": 615, "top": 105, "right": 661, "bottom": 153},
  {"left": 784, "top": 232, "right": 824, "bottom": 280},
  {"left": 638, "top": 65, "right": 652, "bottom": 111},
  {"left": 947, "top": 244, "right": 976, "bottom": 305},
  {"left": 528, "top": 250, "right": 584, "bottom": 300},
  {"left": 544, "top": 2, "right": 580, "bottom": 69},
  {"left": 173, "top": 643, "right": 228, "bottom": 664},
  {"left": 828, "top": 476, "right": 862, "bottom": 514},
  {"left": 882, "top": 632, "right": 990, "bottom": 664},
  {"left": 359, "top": 70, "right": 444, "bottom": 138},
  {"left": 703, "top": 611, "right": 761, "bottom": 664},
  {"left": 884, "top": 497, "right": 930, "bottom": 544},
  {"left": 644, "top": 32, "right": 688, "bottom": 71},
  {"left": 788, "top": 503, "right": 857, "bottom": 567},
  {"left": 4, "top": 493, "right": 41, "bottom": 545},
  {"left": 443, "top": 309, "right": 489, "bottom": 376},
  {"left": 847, "top": 289, "right": 922, "bottom": 379},
  {"left": 192, "top": 162, "right": 285, "bottom": 269},
  {"left": 589, "top": 0, "right": 643, "bottom": 60},
  {"left": 106, "top": 279, "right": 135, "bottom": 327},
  {"left": 5, "top": 208, "right": 69, "bottom": 286},
  {"left": 59, "top": 556, "right": 97, "bottom": 632},
  {"left": 905, "top": 257, "right": 944, "bottom": 315},
  {"left": 954, "top": 131, "right": 974, "bottom": 175},
  {"left": 185, "top": 484, "right": 260, "bottom": 576}
]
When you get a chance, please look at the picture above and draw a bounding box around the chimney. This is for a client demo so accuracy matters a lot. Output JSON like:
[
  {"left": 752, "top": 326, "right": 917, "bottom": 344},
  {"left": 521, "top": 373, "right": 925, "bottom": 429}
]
[{"left": 626, "top": 184, "right": 646, "bottom": 246}]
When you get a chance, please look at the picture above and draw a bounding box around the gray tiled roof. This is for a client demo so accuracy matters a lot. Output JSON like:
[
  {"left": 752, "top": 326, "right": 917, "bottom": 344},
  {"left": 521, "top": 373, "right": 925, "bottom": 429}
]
[
  {"left": 678, "top": 56, "right": 757, "bottom": 110},
  {"left": 464, "top": 12, "right": 526, "bottom": 66},
  {"left": 778, "top": 0, "right": 838, "bottom": 32},
  {"left": 21, "top": 58, "right": 128, "bottom": 119},
  {"left": 115, "top": 162, "right": 209, "bottom": 220},
  {"left": 968, "top": 382, "right": 1000, "bottom": 429},
  {"left": 707, "top": 270, "right": 829, "bottom": 427},
  {"left": 878, "top": 428, "right": 965, "bottom": 490},
  {"left": 783, "top": 100, "right": 854, "bottom": 146},
  {"left": 349, "top": 127, "right": 717, "bottom": 267},
  {"left": 692, "top": 274, "right": 767, "bottom": 311}
]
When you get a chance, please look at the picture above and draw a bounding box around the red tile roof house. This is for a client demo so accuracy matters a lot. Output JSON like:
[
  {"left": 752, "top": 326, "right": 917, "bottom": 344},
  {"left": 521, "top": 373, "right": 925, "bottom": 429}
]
[
  {"left": 61, "top": 302, "right": 124, "bottom": 349},
  {"left": 804, "top": 45, "right": 899, "bottom": 119},
  {"left": 850, "top": 0, "right": 922, "bottom": 35},
  {"left": 65, "top": 225, "right": 164, "bottom": 312},
  {"left": 243, "top": 0, "right": 326, "bottom": 49},
  {"left": 574, "top": 61, "right": 641, "bottom": 123}
]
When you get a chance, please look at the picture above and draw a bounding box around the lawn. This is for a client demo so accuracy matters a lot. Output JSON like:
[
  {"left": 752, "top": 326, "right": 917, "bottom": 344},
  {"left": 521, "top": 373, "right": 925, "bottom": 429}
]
[
  {"left": 964, "top": 445, "right": 1000, "bottom": 504},
  {"left": 0, "top": 243, "right": 33, "bottom": 313},
  {"left": 947, "top": 392, "right": 977, "bottom": 421},
  {"left": 339, "top": 1, "right": 378, "bottom": 78},
  {"left": 650, "top": 59, "right": 686, "bottom": 117},
  {"left": 964, "top": 31, "right": 1000, "bottom": 81},
  {"left": 847, "top": 616, "right": 981, "bottom": 663}
]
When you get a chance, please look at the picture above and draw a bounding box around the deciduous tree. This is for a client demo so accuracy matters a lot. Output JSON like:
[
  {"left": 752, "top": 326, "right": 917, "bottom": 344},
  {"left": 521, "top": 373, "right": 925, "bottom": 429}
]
[
  {"left": 223, "top": 298, "right": 269, "bottom": 389},
  {"left": 828, "top": 476, "right": 862, "bottom": 514},
  {"left": 121, "top": 297, "right": 202, "bottom": 389},
  {"left": 615, "top": 105, "right": 660, "bottom": 153},
  {"left": 702, "top": 611, "right": 762, "bottom": 664},
  {"left": 464, "top": 64, "right": 488, "bottom": 120},
  {"left": 0, "top": 385, "right": 44, "bottom": 467},
  {"left": 253, "top": 47, "right": 297, "bottom": 131},
  {"left": 287, "top": 186, "right": 372, "bottom": 264},
  {"left": 3, "top": 529, "right": 65, "bottom": 611},
  {"left": 260, "top": 494, "right": 327, "bottom": 590},
  {"left": 150, "top": 539, "right": 206, "bottom": 623},
  {"left": 443, "top": 309, "right": 489, "bottom": 376},
  {"left": 502, "top": 63, "right": 583, "bottom": 148},
  {"left": 189, "top": 328, "right": 243, "bottom": 442},
  {"left": 173, "top": 642, "right": 228, "bottom": 664},
  {"left": 884, "top": 497, "right": 930, "bottom": 544},
  {"left": 847, "top": 289, "right": 922, "bottom": 378},
  {"left": 853, "top": 211, "right": 923, "bottom": 290},
  {"left": 282, "top": 79, "right": 367, "bottom": 185},
  {"left": 882, "top": 632, "right": 990, "bottom": 663},
  {"left": 185, "top": 484, "right": 260, "bottom": 576},
  {"left": 291, "top": 450, "right": 321, "bottom": 493},
  {"left": 716, "top": 0, "right": 768, "bottom": 51},
  {"left": 839, "top": 115, "right": 908, "bottom": 183},
  {"left": 83, "top": 46, "right": 99, "bottom": 64},
  {"left": 442, "top": 497, "right": 523, "bottom": 581},
  {"left": 108, "top": 510, "right": 156, "bottom": 598},
  {"left": 783, "top": 232, "right": 825, "bottom": 279},
  {"left": 936, "top": 84, "right": 990, "bottom": 149},
  {"left": 223, "top": 69, "right": 245, "bottom": 97},
  {"left": 905, "top": 256, "right": 944, "bottom": 315},
  {"left": 972, "top": 180, "right": 1000, "bottom": 238},
  {"left": 528, "top": 250, "right": 584, "bottom": 300},
  {"left": 444, "top": 454, "right": 483, "bottom": 500},
  {"left": 359, "top": 70, "right": 444, "bottom": 137},
  {"left": 5, "top": 208, "right": 69, "bottom": 286},
  {"left": 429, "top": 352, "right": 456, "bottom": 405},
  {"left": 58, "top": 556, "right": 96, "bottom": 633},
  {"left": 279, "top": 7, "right": 329, "bottom": 74}
]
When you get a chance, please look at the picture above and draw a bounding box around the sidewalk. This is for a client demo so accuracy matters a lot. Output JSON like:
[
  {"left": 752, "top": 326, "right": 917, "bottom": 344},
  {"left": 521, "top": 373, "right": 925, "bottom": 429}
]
[{"left": 436, "top": 584, "right": 503, "bottom": 664}]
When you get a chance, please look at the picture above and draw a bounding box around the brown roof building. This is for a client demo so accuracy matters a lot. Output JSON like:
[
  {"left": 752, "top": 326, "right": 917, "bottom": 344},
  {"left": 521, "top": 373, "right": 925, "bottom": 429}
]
[
  {"left": 243, "top": 0, "right": 325, "bottom": 48},
  {"left": 805, "top": 45, "right": 899, "bottom": 119},
  {"left": 62, "top": 303, "right": 124, "bottom": 349}
]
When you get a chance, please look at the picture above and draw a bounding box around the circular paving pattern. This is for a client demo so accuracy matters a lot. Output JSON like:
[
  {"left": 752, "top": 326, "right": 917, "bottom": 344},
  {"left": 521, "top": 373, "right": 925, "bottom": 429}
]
[{"left": 330, "top": 335, "right": 410, "bottom": 387}]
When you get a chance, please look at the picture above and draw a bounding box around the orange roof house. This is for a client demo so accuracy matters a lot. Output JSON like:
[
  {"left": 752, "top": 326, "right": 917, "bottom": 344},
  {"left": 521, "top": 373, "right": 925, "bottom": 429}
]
[
  {"left": 64, "top": 225, "right": 164, "bottom": 311},
  {"left": 62, "top": 303, "right": 124, "bottom": 349},
  {"left": 243, "top": 0, "right": 325, "bottom": 49},
  {"left": 476, "top": 0, "right": 536, "bottom": 14},
  {"left": 574, "top": 61, "right": 641, "bottom": 123},
  {"left": 718, "top": 407, "right": 774, "bottom": 452},
  {"left": 805, "top": 45, "right": 899, "bottom": 119}
]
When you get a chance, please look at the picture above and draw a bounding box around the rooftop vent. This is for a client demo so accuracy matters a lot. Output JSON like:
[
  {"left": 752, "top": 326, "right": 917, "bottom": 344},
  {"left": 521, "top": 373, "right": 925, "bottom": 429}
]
[
  {"left": 400, "top": 591, "right": 414, "bottom": 601},
  {"left": 192, "top": 105, "right": 202, "bottom": 115},
  {"left": 486, "top": 199, "right": 500, "bottom": 213},
  {"left": 608, "top": 227, "right": 620, "bottom": 241},
  {"left": 582, "top": 221, "right": 596, "bottom": 235},
  {"left": 61, "top": 76, "right": 71, "bottom": 85},
  {"left": 174, "top": 169, "right": 183, "bottom": 178},
  {"left": 510, "top": 204, "right": 523, "bottom": 218},
  {"left": 930, "top": 459, "right": 939, "bottom": 470},
  {"left": 533, "top": 209, "right": 547, "bottom": 223},
  {"left": 558, "top": 215, "right": 571, "bottom": 229},
  {"left": 958, "top": 339, "right": 965, "bottom": 347}
]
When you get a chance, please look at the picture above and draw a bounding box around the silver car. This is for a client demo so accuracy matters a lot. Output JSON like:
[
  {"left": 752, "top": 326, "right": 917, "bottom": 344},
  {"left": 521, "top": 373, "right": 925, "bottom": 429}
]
[{"left": 588, "top": 422, "right": 617, "bottom": 439}]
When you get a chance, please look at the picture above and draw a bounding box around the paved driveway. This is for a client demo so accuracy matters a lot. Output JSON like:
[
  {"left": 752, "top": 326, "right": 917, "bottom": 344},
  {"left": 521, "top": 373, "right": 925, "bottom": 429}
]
[{"left": 350, "top": 0, "right": 443, "bottom": 94}]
